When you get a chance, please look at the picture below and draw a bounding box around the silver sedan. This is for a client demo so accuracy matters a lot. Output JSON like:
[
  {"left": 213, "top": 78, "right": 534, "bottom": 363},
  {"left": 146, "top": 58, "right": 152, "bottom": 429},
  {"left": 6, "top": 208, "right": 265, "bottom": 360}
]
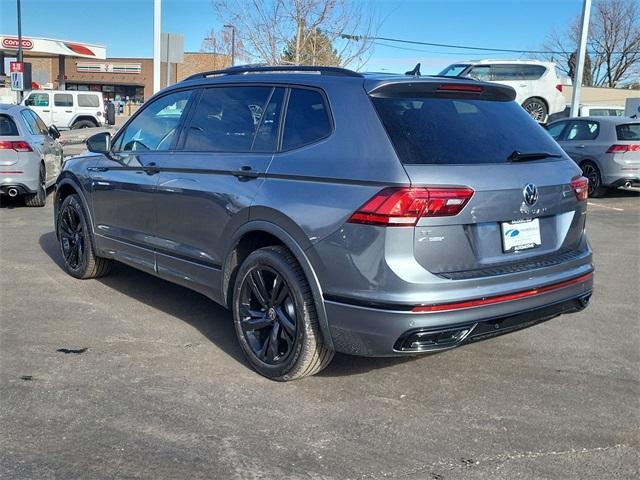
[
  {"left": 0, "top": 103, "right": 63, "bottom": 206},
  {"left": 547, "top": 116, "right": 640, "bottom": 197}
]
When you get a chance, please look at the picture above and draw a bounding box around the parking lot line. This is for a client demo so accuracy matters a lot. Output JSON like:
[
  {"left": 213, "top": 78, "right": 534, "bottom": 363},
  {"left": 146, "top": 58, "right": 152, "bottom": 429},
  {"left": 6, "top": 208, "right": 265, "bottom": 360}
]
[{"left": 587, "top": 202, "right": 624, "bottom": 212}]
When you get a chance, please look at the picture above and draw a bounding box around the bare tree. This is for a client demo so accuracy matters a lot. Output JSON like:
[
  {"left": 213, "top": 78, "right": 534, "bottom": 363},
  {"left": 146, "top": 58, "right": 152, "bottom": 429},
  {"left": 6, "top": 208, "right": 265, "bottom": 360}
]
[
  {"left": 541, "top": 0, "right": 640, "bottom": 87},
  {"left": 211, "top": 0, "right": 378, "bottom": 69}
]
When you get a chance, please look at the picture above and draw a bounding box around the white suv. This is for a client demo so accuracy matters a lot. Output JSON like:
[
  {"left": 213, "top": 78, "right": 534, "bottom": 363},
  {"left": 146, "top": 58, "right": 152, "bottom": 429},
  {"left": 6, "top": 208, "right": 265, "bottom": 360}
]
[
  {"left": 439, "top": 60, "right": 566, "bottom": 123},
  {"left": 22, "top": 90, "right": 105, "bottom": 130}
]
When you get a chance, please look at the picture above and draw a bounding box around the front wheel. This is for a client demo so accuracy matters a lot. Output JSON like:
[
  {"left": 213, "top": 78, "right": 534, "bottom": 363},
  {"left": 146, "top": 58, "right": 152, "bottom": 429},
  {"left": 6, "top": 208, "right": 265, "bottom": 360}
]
[
  {"left": 232, "top": 246, "right": 334, "bottom": 381},
  {"left": 56, "top": 194, "right": 112, "bottom": 279},
  {"left": 522, "top": 97, "right": 548, "bottom": 123}
]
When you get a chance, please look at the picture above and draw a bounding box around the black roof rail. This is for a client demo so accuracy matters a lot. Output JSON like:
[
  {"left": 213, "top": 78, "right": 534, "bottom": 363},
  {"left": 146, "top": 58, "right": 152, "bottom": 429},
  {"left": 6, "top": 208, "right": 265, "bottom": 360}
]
[{"left": 182, "top": 64, "right": 363, "bottom": 82}]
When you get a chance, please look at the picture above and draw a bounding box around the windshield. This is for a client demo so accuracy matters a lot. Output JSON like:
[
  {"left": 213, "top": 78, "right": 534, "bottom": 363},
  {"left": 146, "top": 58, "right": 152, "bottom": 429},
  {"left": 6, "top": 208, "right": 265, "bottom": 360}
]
[
  {"left": 371, "top": 96, "right": 565, "bottom": 165},
  {"left": 437, "top": 64, "right": 470, "bottom": 77}
]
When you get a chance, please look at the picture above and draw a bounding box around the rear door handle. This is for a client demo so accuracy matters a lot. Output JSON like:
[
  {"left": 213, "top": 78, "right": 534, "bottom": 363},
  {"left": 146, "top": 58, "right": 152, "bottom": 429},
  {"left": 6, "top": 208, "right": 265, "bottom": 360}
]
[{"left": 231, "top": 166, "right": 259, "bottom": 179}]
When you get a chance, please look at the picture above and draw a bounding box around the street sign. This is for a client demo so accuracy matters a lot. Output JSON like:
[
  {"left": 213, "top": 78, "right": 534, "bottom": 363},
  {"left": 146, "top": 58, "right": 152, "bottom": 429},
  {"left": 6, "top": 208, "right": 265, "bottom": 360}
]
[{"left": 10, "top": 62, "right": 24, "bottom": 91}]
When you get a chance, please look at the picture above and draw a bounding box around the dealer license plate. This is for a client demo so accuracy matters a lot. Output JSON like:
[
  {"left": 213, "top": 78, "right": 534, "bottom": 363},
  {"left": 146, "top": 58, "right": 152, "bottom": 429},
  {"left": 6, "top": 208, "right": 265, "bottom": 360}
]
[{"left": 501, "top": 218, "right": 541, "bottom": 252}]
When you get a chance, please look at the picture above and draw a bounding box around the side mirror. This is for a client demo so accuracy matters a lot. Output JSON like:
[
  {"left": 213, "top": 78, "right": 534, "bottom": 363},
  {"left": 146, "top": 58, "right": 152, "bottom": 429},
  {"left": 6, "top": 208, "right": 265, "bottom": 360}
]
[
  {"left": 48, "top": 125, "right": 61, "bottom": 139},
  {"left": 86, "top": 132, "right": 111, "bottom": 154}
]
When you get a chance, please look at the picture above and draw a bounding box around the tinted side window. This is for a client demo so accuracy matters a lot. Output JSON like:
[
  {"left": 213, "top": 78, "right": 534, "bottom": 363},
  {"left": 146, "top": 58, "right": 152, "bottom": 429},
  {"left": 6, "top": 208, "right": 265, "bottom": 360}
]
[
  {"left": 253, "top": 88, "right": 285, "bottom": 152},
  {"left": 78, "top": 94, "right": 100, "bottom": 107},
  {"left": 114, "top": 90, "right": 191, "bottom": 152},
  {"left": 0, "top": 114, "right": 19, "bottom": 135},
  {"left": 565, "top": 121, "right": 599, "bottom": 141},
  {"left": 547, "top": 122, "right": 567, "bottom": 140},
  {"left": 520, "top": 65, "right": 546, "bottom": 80},
  {"left": 616, "top": 123, "right": 640, "bottom": 140},
  {"left": 183, "top": 86, "right": 273, "bottom": 152},
  {"left": 282, "top": 88, "right": 331, "bottom": 150},
  {"left": 490, "top": 65, "right": 522, "bottom": 81},
  {"left": 25, "top": 93, "right": 49, "bottom": 107},
  {"left": 21, "top": 110, "right": 41, "bottom": 135},
  {"left": 30, "top": 111, "right": 49, "bottom": 134},
  {"left": 466, "top": 65, "right": 491, "bottom": 81},
  {"left": 54, "top": 94, "right": 74, "bottom": 107}
]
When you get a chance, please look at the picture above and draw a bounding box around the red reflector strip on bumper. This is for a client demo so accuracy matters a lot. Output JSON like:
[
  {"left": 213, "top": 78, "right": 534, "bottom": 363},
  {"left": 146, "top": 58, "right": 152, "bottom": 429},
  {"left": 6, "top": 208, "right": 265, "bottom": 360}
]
[{"left": 412, "top": 272, "right": 593, "bottom": 313}]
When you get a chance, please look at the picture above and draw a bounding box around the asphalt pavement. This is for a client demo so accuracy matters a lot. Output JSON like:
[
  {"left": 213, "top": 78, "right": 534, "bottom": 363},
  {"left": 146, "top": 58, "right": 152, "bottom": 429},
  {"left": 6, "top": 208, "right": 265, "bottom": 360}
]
[{"left": 0, "top": 189, "right": 638, "bottom": 479}]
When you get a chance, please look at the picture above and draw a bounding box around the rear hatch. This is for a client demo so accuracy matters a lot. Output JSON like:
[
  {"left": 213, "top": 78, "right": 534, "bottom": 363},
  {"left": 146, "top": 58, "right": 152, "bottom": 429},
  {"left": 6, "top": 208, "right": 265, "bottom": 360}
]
[
  {"left": 368, "top": 79, "right": 587, "bottom": 276},
  {"left": 610, "top": 122, "right": 640, "bottom": 168}
]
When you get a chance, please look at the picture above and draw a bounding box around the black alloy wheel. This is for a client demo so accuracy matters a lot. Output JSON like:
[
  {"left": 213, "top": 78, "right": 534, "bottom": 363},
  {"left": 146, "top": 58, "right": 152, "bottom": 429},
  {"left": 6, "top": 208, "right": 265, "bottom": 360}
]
[
  {"left": 232, "top": 246, "right": 334, "bottom": 381},
  {"left": 581, "top": 161, "right": 607, "bottom": 198},
  {"left": 238, "top": 265, "right": 297, "bottom": 365},
  {"left": 58, "top": 201, "right": 86, "bottom": 271}
]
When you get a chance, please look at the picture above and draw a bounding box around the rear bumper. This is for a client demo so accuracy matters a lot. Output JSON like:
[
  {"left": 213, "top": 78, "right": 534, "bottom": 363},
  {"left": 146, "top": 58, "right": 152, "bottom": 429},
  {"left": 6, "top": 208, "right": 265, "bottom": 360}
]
[
  {"left": 325, "top": 272, "right": 593, "bottom": 356},
  {"left": 608, "top": 176, "right": 640, "bottom": 188}
]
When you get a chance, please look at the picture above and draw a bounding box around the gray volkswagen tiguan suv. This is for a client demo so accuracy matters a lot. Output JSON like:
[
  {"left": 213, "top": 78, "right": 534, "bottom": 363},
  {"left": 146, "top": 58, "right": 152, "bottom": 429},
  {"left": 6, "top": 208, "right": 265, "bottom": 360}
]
[{"left": 54, "top": 65, "right": 593, "bottom": 381}]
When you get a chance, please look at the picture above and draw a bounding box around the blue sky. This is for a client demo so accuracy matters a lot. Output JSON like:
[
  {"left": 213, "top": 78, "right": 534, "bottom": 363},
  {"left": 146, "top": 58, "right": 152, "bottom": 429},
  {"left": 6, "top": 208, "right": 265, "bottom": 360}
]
[{"left": 1, "top": 0, "right": 583, "bottom": 73}]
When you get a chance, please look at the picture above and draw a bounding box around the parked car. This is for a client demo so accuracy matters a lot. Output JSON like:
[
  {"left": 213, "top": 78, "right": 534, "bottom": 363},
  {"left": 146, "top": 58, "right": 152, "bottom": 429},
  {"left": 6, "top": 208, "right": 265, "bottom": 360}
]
[
  {"left": 547, "top": 116, "right": 640, "bottom": 197},
  {"left": 0, "top": 104, "right": 63, "bottom": 206},
  {"left": 22, "top": 90, "right": 105, "bottom": 130},
  {"left": 54, "top": 66, "right": 593, "bottom": 380},
  {"left": 438, "top": 60, "right": 566, "bottom": 123},
  {"left": 548, "top": 104, "right": 625, "bottom": 123}
]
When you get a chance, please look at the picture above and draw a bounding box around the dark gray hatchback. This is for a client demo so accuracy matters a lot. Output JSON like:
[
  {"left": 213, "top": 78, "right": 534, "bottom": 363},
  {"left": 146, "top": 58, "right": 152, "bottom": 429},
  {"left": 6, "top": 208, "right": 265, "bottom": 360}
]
[{"left": 54, "top": 65, "right": 593, "bottom": 380}]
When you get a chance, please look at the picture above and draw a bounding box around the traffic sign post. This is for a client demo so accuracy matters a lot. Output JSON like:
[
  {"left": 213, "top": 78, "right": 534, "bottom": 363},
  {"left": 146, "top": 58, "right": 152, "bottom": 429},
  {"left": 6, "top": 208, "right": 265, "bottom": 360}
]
[{"left": 10, "top": 61, "right": 24, "bottom": 91}]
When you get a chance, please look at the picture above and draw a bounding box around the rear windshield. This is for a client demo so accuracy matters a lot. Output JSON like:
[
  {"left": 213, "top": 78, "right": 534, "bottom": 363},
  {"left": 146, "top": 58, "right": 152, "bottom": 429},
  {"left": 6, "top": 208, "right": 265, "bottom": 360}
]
[
  {"left": 371, "top": 96, "right": 564, "bottom": 164},
  {"left": 0, "top": 114, "right": 19, "bottom": 136},
  {"left": 616, "top": 123, "right": 640, "bottom": 141}
]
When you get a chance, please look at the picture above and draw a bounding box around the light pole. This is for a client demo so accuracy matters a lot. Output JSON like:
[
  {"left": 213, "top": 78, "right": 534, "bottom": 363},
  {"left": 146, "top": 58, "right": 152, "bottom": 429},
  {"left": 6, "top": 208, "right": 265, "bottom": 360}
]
[
  {"left": 16, "top": 0, "right": 23, "bottom": 101},
  {"left": 570, "top": 0, "right": 592, "bottom": 118},
  {"left": 153, "top": 0, "right": 161, "bottom": 93},
  {"left": 224, "top": 24, "right": 236, "bottom": 67}
]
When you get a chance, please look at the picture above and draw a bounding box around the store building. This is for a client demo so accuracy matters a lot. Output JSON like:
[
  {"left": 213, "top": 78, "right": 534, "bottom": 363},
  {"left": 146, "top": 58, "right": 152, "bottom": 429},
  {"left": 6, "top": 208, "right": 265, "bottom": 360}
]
[{"left": 27, "top": 52, "right": 229, "bottom": 103}]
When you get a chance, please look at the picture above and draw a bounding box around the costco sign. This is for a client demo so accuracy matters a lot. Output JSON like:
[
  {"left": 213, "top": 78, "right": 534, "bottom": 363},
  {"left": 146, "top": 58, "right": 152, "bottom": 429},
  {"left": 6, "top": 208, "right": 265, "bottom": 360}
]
[{"left": 2, "top": 37, "right": 34, "bottom": 50}]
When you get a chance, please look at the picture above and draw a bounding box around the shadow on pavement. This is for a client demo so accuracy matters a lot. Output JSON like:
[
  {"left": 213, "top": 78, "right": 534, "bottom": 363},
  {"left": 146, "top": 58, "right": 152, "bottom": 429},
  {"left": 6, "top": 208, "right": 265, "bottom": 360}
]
[
  {"left": 603, "top": 187, "right": 640, "bottom": 198},
  {"left": 39, "top": 230, "right": 419, "bottom": 378}
]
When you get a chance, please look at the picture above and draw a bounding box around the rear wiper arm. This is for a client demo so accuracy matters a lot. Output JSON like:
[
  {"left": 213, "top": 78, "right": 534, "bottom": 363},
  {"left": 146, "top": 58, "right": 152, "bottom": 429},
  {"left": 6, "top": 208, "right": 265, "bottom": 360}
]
[{"left": 508, "top": 150, "right": 563, "bottom": 162}]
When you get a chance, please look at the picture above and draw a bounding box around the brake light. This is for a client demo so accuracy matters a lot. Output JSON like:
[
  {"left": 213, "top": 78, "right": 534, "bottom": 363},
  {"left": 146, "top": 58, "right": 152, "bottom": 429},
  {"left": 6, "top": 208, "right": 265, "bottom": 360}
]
[
  {"left": 555, "top": 84, "right": 563, "bottom": 92},
  {"left": 571, "top": 176, "right": 589, "bottom": 201},
  {"left": 607, "top": 144, "right": 640, "bottom": 153},
  {"left": 437, "top": 84, "right": 483, "bottom": 93},
  {"left": 348, "top": 187, "right": 474, "bottom": 226},
  {"left": 0, "top": 140, "right": 32, "bottom": 152}
]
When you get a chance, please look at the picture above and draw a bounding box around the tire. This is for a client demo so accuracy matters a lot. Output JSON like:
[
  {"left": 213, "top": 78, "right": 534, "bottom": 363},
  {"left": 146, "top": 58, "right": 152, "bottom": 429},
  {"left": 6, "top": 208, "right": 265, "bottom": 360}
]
[
  {"left": 232, "top": 246, "right": 334, "bottom": 381},
  {"left": 24, "top": 163, "right": 47, "bottom": 207},
  {"left": 72, "top": 120, "right": 97, "bottom": 129},
  {"left": 56, "top": 194, "right": 112, "bottom": 279},
  {"left": 522, "top": 97, "right": 548, "bottom": 123},
  {"left": 580, "top": 161, "right": 608, "bottom": 198}
]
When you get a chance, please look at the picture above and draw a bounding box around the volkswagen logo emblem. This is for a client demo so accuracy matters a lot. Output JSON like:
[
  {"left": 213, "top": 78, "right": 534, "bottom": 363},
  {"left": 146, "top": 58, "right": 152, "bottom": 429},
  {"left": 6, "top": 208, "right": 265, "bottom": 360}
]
[{"left": 523, "top": 183, "right": 538, "bottom": 206}]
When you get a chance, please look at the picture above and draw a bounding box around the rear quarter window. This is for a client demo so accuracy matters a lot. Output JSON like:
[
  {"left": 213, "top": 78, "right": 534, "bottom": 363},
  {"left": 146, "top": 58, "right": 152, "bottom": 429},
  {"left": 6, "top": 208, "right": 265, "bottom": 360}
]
[
  {"left": 282, "top": 88, "right": 332, "bottom": 150},
  {"left": 0, "top": 114, "right": 19, "bottom": 135},
  {"left": 371, "top": 95, "right": 564, "bottom": 164},
  {"left": 78, "top": 94, "right": 100, "bottom": 108},
  {"left": 616, "top": 123, "right": 640, "bottom": 141}
]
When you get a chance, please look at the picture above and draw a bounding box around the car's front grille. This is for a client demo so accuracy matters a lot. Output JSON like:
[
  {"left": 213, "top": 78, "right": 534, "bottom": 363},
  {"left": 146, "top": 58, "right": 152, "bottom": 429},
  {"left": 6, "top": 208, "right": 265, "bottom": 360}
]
[{"left": 438, "top": 248, "right": 587, "bottom": 280}]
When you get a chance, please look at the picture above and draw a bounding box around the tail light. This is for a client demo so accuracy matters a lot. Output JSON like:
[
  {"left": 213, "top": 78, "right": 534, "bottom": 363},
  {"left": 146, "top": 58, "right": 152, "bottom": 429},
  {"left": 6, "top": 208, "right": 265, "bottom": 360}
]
[
  {"left": 348, "top": 187, "right": 474, "bottom": 226},
  {"left": 571, "top": 176, "right": 589, "bottom": 201},
  {"left": 555, "top": 84, "right": 563, "bottom": 92},
  {"left": 607, "top": 144, "right": 640, "bottom": 153},
  {"left": 0, "top": 141, "right": 32, "bottom": 152}
]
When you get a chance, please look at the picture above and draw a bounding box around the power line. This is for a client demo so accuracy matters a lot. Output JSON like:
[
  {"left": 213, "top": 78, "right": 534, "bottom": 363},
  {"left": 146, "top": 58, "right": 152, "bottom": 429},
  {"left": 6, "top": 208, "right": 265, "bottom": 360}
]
[{"left": 335, "top": 32, "right": 638, "bottom": 56}]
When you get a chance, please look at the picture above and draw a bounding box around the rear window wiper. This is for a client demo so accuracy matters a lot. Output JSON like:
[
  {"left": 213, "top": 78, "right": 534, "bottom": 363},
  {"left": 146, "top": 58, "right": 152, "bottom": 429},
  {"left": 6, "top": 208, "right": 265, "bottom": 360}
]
[{"left": 508, "top": 150, "right": 563, "bottom": 162}]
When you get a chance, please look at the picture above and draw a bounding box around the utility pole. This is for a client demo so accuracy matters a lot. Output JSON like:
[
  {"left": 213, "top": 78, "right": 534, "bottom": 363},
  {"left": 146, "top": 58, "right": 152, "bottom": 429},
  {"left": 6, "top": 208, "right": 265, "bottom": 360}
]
[
  {"left": 16, "top": 0, "right": 23, "bottom": 102},
  {"left": 570, "top": 0, "right": 592, "bottom": 118},
  {"left": 224, "top": 24, "right": 236, "bottom": 66},
  {"left": 153, "top": 0, "right": 161, "bottom": 94}
]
